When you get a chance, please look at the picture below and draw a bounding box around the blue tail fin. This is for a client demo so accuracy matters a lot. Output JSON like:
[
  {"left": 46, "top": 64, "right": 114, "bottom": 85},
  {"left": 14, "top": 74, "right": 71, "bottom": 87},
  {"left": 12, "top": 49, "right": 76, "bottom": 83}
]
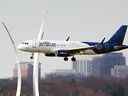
[{"left": 108, "top": 25, "right": 127, "bottom": 45}]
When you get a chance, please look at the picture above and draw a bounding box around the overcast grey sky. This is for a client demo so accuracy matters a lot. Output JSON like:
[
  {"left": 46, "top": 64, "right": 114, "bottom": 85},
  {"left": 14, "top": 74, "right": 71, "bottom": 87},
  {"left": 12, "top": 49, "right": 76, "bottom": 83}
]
[{"left": 0, "top": 0, "right": 128, "bottom": 78}]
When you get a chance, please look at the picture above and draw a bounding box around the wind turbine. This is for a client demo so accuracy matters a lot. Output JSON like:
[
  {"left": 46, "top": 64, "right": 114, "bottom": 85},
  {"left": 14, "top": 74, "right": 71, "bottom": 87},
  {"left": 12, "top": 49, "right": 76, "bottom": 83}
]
[
  {"left": 2, "top": 19, "right": 45, "bottom": 96},
  {"left": 33, "top": 21, "right": 45, "bottom": 96},
  {"left": 2, "top": 22, "right": 22, "bottom": 96}
]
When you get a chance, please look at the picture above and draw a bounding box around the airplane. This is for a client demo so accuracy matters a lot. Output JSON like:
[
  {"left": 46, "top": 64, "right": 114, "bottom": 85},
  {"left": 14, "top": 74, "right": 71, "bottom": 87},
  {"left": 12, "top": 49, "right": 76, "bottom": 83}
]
[{"left": 2, "top": 23, "right": 128, "bottom": 62}]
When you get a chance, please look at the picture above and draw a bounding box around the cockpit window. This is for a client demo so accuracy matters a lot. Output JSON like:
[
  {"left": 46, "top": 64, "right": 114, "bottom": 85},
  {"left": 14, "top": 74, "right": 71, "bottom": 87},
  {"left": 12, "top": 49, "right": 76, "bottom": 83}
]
[{"left": 22, "top": 42, "right": 29, "bottom": 45}]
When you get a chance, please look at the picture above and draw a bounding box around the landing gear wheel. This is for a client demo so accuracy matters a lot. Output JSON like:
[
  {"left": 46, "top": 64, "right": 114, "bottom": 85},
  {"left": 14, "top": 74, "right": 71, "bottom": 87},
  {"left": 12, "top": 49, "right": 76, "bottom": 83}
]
[
  {"left": 71, "top": 57, "right": 76, "bottom": 62},
  {"left": 30, "top": 53, "right": 34, "bottom": 59},
  {"left": 64, "top": 57, "right": 68, "bottom": 61},
  {"left": 30, "top": 56, "right": 33, "bottom": 59}
]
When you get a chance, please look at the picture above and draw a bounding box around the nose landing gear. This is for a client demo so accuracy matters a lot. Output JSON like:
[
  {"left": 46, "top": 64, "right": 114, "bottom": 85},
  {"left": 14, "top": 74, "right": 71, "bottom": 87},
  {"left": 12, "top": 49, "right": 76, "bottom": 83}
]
[{"left": 30, "top": 53, "right": 34, "bottom": 59}]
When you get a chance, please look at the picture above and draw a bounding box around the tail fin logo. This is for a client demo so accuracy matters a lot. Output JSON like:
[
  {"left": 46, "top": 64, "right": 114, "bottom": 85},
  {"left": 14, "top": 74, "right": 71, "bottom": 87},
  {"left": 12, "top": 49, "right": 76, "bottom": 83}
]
[{"left": 108, "top": 25, "right": 127, "bottom": 45}]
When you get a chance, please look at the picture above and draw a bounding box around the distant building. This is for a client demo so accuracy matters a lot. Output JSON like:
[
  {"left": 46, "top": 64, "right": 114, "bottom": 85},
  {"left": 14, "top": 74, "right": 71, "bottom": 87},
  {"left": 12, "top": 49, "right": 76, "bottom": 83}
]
[
  {"left": 13, "top": 62, "right": 41, "bottom": 80},
  {"left": 45, "top": 69, "right": 85, "bottom": 80},
  {"left": 111, "top": 65, "right": 128, "bottom": 78},
  {"left": 73, "top": 60, "right": 92, "bottom": 76},
  {"left": 72, "top": 53, "right": 126, "bottom": 77},
  {"left": 91, "top": 53, "right": 126, "bottom": 77},
  {"left": 53, "top": 69, "right": 76, "bottom": 75}
]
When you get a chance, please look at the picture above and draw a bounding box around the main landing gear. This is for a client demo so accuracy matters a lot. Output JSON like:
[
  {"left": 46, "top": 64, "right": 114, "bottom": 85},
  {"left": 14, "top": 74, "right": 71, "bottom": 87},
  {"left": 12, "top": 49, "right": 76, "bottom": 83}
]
[
  {"left": 71, "top": 56, "right": 76, "bottom": 62},
  {"left": 64, "top": 57, "right": 68, "bottom": 61},
  {"left": 64, "top": 56, "right": 76, "bottom": 62}
]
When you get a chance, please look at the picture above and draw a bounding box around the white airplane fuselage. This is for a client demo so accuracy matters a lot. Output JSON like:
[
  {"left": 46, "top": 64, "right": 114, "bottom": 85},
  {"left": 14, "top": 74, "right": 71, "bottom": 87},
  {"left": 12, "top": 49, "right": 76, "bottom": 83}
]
[{"left": 17, "top": 40, "right": 95, "bottom": 55}]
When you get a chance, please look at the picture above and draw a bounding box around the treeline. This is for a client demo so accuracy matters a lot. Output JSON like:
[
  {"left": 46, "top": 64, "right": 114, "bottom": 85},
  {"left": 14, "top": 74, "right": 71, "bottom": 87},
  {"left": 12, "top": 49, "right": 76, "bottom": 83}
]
[{"left": 0, "top": 77, "right": 128, "bottom": 96}]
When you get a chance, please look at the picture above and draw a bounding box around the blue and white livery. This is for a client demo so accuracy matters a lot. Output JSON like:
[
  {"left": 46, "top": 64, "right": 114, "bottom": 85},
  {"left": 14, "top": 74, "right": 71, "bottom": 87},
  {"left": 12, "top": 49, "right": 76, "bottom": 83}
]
[{"left": 17, "top": 25, "right": 128, "bottom": 61}]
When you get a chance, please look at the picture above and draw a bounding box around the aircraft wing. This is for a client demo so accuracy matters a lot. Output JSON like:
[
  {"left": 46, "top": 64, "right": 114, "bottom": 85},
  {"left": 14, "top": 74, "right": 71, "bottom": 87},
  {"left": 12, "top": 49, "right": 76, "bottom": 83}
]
[
  {"left": 57, "top": 46, "right": 96, "bottom": 56},
  {"left": 68, "top": 47, "right": 95, "bottom": 55}
]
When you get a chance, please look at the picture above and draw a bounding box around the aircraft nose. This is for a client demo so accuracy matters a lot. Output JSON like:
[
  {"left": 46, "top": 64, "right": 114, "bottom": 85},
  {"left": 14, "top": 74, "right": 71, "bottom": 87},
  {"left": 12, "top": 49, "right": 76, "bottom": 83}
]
[{"left": 17, "top": 44, "right": 24, "bottom": 51}]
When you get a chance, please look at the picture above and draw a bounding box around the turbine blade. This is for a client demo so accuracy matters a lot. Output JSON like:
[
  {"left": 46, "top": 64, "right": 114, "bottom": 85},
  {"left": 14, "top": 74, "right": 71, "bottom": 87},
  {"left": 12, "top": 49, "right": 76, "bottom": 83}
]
[
  {"left": 33, "top": 53, "right": 39, "bottom": 96},
  {"left": 37, "top": 11, "right": 48, "bottom": 41},
  {"left": 2, "top": 22, "right": 21, "bottom": 96},
  {"left": 1, "top": 22, "right": 17, "bottom": 52},
  {"left": 37, "top": 20, "right": 45, "bottom": 41},
  {"left": 16, "top": 57, "right": 21, "bottom": 96}
]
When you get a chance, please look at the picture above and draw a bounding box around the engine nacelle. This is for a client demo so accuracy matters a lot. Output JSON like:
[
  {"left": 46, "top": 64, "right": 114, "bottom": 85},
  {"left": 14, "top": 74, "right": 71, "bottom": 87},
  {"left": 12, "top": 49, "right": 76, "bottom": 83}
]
[
  {"left": 45, "top": 50, "right": 71, "bottom": 57},
  {"left": 45, "top": 53, "right": 56, "bottom": 57},
  {"left": 56, "top": 50, "right": 71, "bottom": 57}
]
